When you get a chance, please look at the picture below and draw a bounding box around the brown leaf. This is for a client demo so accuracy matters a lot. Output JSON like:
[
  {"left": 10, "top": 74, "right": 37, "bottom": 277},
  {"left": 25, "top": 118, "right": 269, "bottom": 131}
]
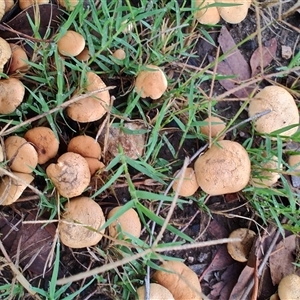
[{"left": 250, "top": 38, "right": 277, "bottom": 76}]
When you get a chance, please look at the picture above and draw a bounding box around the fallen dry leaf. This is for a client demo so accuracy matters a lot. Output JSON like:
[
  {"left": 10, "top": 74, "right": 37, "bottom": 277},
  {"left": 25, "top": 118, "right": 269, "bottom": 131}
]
[{"left": 250, "top": 38, "right": 277, "bottom": 76}]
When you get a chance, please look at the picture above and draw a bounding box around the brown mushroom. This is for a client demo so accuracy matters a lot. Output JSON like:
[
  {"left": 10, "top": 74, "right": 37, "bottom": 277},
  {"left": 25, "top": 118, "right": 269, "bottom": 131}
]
[
  {"left": 67, "top": 71, "right": 110, "bottom": 123},
  {"left": 24, "top": 127, "right": 59, "bottom": 164},
  {"left": 136, "top": 283, "right": 174, "bottom": 300},
  {"left": 135, "top": 65, "right": 168, "bottom": 100},
  {"left": 194, "top": 0, "right": 220, "bottom": 25},
  {"left": 0, "top": 172, "right": 34, "bottom": 205},
  {"left": 8, "top": 43, "right": 29, "bottom": 74},
  {"left": 200, "top": 116, "right": 226, "bottom": 140},
  {"left": 278, "top": 274, "right": 300, "bottom": 300},
  {"left": 112, "top": 49, "right": 126, "bottom": 60},
  {"left": 67, "top": 135, "right": 101, "bottom": 159},
  {"left": 84, "top": 158, "right": 105, "bottom": 176},
  {"left": 57, "top": 30, "right": 85, "bottom": 57},
  {"left": 46, "top": 152, "right": 91, "bottom": 198},
  {"left": 5, "top": 136, "right": 38, "bottom": 173},
  {"left": 227, "top": 228, "right": 256, "bottom": 262},
  {"left": 153, "top": 261, "right": 202, "bottom": 300},
  {"left": 58, "top": 0, "right": 79, "bottom": 11},
  {"left": 194, "top": 140, "right": 251, "bottom": 195},
  {"left": 59, "top": 196, "right": 105, "bottom": 248},
  {"left": 172, "top": 167, "right": 198, "bottom": 197},
  {"left": 19, "top": 0, "right": 49, "bottom": 10},
  {"left": 217, "top": 0, "right": 251, "bottom": 24},
  {"left": 0, "top": 37, "right": 11, "bottom": 73},
  {"left": 288, "top": 154, "right": 300, "bottom": 174},
  {"left": 108, "top": 206, "right": 141, "bottom": 239},
  {"left": 76, "top": 47, "right": 90, "bottom": 61}
]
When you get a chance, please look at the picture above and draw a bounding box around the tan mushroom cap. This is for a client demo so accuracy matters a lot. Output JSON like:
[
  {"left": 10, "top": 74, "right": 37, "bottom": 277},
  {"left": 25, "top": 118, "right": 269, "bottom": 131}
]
[
  {"left": 108, "top": 206, "right": 141, "bottom": 239},
  {"left": 200, "top": 116, "right": 226, "bottom": 140},
  {"left": 0, "top": 78, "right": 25, "bottom": 114},
  {"left": 8, "top": 43, "right": 29, "bottom": 74},
  {"left": 136, "top": 283, "right": 175, "bottom": 300},
  {"left": 153, "top": 261, "right": 202, "bottom": 300},
  {"left": 194, "top": 140, "right": 251, "bottom": 195},
  {"left": 24, "top": 127, "right": 59, "bottom": 164},
  {"left": 135, "top": 64, "right": 168, "bottom": 100},
  {"left": 58, "top": 0, "right": 79, "bottom": 11},
  {"left": 67, "top": 71, "right": 110, "bottom": 123},
  {"left": 46, "top": 152, "right": 91, "bottom": 198},
  {"left": 172, "top": 167, "right": 199, "bottom": 197},
  {"left": 0, "top": 37, "right": 11, "bottom": 73},
  {"left": 0, "top": 1, "right": 5, "bottom": 20},
  {"left": 248, "top": 86, "right": 299, "bottom": 137},
  {"left": 19, "top": 0, "right": 49, "bottom": 10},
  {"left": 5, "top": 136, "right": 38, "bottom": 173},
  {"left": 217, "top": 0, "right": 251, "bottom": 24},
  {"left": 5, "top": 0, "right": 14, "bottom": 13},
  {"left": 112, "top": 49, "right": 126, "bottom": 60},
  {"left": 227, "top": 228, "right": 256, "bottom": 262},
  {"left": 59, "top": 196, "right": 105, "bottom": 248},
  {"left": 84, "top": 158, "right": 105, "bottom": 176},
  {"left": 288, "top": 154, "right": 300, "bottom": 174},
  {"left": 67, "top": 135, "right": 101, "bottom": 159},
  {"left": 0, "top": 172, "right": 34, "bottom": 205},
  {"left": 57, "top": 30, "right": 85, "bottom": 57},
  {"left": 76, "top": 48, "right": 90, "bottom": 61},
  {"left": 195, "top": 0, "right": 220, "bottom": 25},
  {"left": 278, "top": 274, "right": 300, "bottom": 300},
  {"left": 251, "top": 155, "right": 281, "bottom": 187}
]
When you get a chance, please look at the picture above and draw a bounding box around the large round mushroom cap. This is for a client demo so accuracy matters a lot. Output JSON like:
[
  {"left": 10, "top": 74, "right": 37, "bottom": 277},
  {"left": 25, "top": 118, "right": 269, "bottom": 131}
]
[
  {"left": 200, "top": 116, "right": 226, "bottom": 140},
  {"left": 59, "top": 196, "right": 105, "bottom": 248},
  {"left": 5, "top": 136, "right": 38, "bottom": 173},
  {"left": 248, "top": 86, "right": 299, "bottom": 137},
  {"left": 0, "top": 172, "right": 34, "bottom": 205},
  {"left": 46, "top": 152, "right": 91, "bottom": 198},
  {"left": 278, "top": 274, "right": 300, "bottom": 300},
  {"left": 67, "top": 135, "right": 101, "bottom": 159},
  {"left": 217, "top": 0, "right": 251, "bottom": 24},
  {"left": 194, "top": 140, "right": 251, "bottom": 195},
  {"left": 57, "top": 30, "right": 85, "bottom": 57},
  {"left": 152, "top": 261, "right": 202, "bottom": 300},
  {"left": 0, "top": 36, "right": 11, "bottom": 72},
  {"left": 135, "top": 64, "right": 168, "bottom": 100},
  {"left": 0, "top": 78, "right": 25, "bottom": 114},
  {"left": 136, "top": 283, "right": 174, "bottom": 300},
  {"left": 24, "top": 127, "right": 59, "bottom": 164},
  {"left": 67, "top": 72, "right": 110, "bottom": 123},
  {"left": 172, "top": 167, "right": 199, "bottom": 197},
  {"left": 194, "top": 0, "right": 220, "bottom": 25}
]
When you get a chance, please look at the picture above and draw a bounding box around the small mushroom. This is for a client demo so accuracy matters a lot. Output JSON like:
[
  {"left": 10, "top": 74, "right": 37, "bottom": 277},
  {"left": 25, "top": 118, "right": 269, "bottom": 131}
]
[
  {"left": 227, "top": 228, "right": 256, "bottom": 262},
  {"left": 278, "top": 274, "right": 300, "bottom": 300},
  {"left": 76, "top": 47, "right": 90, "bottom": 61},
  {"left": 0, "top": 37, "right": 11, "bottom": 73},
  {"left": 135, "top": 64, "right": 168, "bottom": 100},
  {"left": 58, "top": 0, "right": 79, "bottom": 11},
  {"left": 67, "top": 71, "right": 110, "bottom": 123},
  {"left": 57, "top": 30, "right": 85, "bottom": 57},
  {"left": 67, "top": 135, "right": 101, "bottom": 159},
  {"left": 194, "top": 0, "right": 220, "bottom": 25},
  {"left": 46, "top": 152, "right": 91, "bottom": 198},
  {"left": 84, "top": 158, "right": 105, "bottom": 176},
  {"left": 24, "top": 127, "right": 59, "bottom": 164},
  {"left": 248, "top": 86, "right": 299, "bottom": 137},
  {"left": 0, "top": 78, "right": 25, "bottom": 114},
  {"left": 107, "top": 206, "right": 141, "bottom": 239},
  {"left": 288, "top": 154, "right": 300, "bottom": 174},
  {"left": 59, "top": 196, "right": 105, "bottom": 248},
  {"left": 200, "top": 116, "right": 226, "bottom": 140},
  {"left": 8, "top": 43, "right": 29, "bottom": 74},
  {"left": 19, "top": 0, "right": 49, "bottom": 10},
  {"left": 0, "top": 172, "right": 34, "bottom": 205},
  {"left": 5, "top": 136, "right": 38, "bottom": 173},
  {"left": 217, "top": 0, "right": 251, "bottom": 24},
  {"left": 194, "top": 140, "right": 251, "bottom": 195},
  {"left": 112, "top": 49, "right": 126, "bottom": 60},
  {"left": 136, "top": 283, "right": 174, "bottom": 300},
  {"left": 172, "top": 167, "right": 199, "bottom": 197},
  {"left": 152, "top": 261, "right": 202, "bottom": 300}
]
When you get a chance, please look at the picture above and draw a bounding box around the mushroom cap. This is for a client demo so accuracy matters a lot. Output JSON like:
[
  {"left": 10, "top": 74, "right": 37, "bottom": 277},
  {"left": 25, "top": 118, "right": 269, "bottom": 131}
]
[
  {"left": 19, "top": 0, "right": 49, "bottom": 10},
  {"left": 57, "top": 30, "right": 85, "bottom": 57},
  {"left": 58, "top": 0, "right": 79, "bottom": 11},
  {"left": 288, "top": 154, "right": 300, "bottom": 172},
  {"left": 135, "top": 64, "right": 168, "bottom": 100},
  {"left": 107, "top": 206, "right": 141, "bottom": 239},
  {"left": 194, "top": 0, "right": 220, "bottom": 25},
  {"left": 200, "top": 116, "right": 226, "bottom": 140},
  {"left": 84, "top": 157, "right": 105, "bottom": 176},
  {"left": 112, "top": 49, "right": 126, "bottom": 60},
  {"left": 0, "top": 78, "right": 25, "bottom": 114},
  {"left": 8, "top": 43, "right": 29, "bottom": 74},
  {"left": 76, "top": 47, "right": 90, "bottom": 61},
  {"left": 152, "top": 261, "right": 202, "bottom": 300},
  {"left": 251, "top": 155, "right": 281, "bottom": 187},
  {"left": 136, "top": 283, "right": 175, "bottom": 300},
  {"left": 217, "top": 0, "right": 251, "bottom": 24},
  {"left": 67, "top": 72, "right": 110, "bottom": 123},
  {"left": 0, "top": 37, "right": 11, "bottom": 72},
  {"left": 194, "top": 140, "right": 251, "bottom": 195},
  {"left": 59, "top": 196, "right": 105, "bottom": 248},
  {"left": 5, "top": 136, "right": 38, "bottom": 173},
  {"left": 248, "top": 86, "right": 299, "bottom": 137},
  {"left": 24, "top": 127, "right": 59, "bottom": 164},
  {"left": 227, "top": 228, "right": 256, "bottom": 262},
  {"left": 278, "top": 274, "right": 300, "bottom": 300},
  {"left": 46, "top": 152, "right": 91, "bottom": 198},
  {"left": 5, "top": 0, "right": 14, "bottom": 13},
  {"left": 0, "top": 172, "right": 34, "bottom": 205},
  {"left": 0, "top": 1, "right": 5, "bottom": 20},
  {"left": 172, "top": 167, "right": 199, "bottom": 197},
  {"left": 67, "top": 135, "right": 101, "bottom": 159}
]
